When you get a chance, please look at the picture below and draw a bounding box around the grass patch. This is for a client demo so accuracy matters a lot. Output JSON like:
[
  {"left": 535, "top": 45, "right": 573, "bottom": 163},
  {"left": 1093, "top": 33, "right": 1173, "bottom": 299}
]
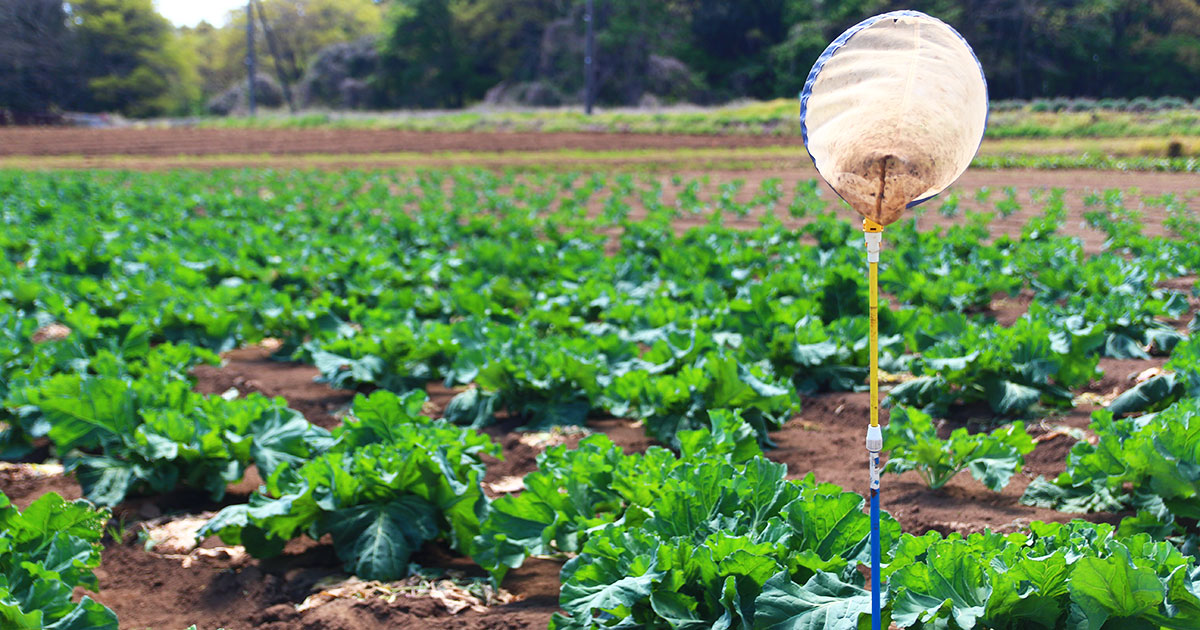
[{"left": 178, "top": 98, "right": 1200, "bottom": 139}]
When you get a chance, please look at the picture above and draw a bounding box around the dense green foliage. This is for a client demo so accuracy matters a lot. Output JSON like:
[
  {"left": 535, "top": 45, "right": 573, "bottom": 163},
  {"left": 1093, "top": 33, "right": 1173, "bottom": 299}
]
[
  {"left": 71, "top": 0, "right": 193, "bottom": 116},
  {"left": 0, "top": 492, "right": 117, "bottom": 629},
  {"left": 475, "top": 409, "right": 763, "bottom": 584},
  {"left": 878, "top": 522, "right": 1200, "bottom": 630},
  {"left": 2, "top": 168, "right": 1194, "bottom": 453},
  {"left": 377, "top": 0, "right": 476, "bottom": 108},
  {"left": 0, "top": 0, "right": 379, "bottom": 116},
  {"left": 485, "top": 435, "right": 1200, "bottom": 629},
  {"left": 9, "top": 341, "right": 331, "bottom": 506},
  {"left": 0, "top": 0, "right": 76, "bottom": 115},
  {"left": 200, "top": 390, "right": 498, "bottom": 580},
  {"left": 1023, "top": 395, "right": 1200, "bottom": 530},
  {"left": 0, "top": 0, "right": 193, "bottom": 117},
  {"left": 1020, "top": 328, "right": 1200, "bottom": 536},
  {"left": 475, "top": 429, "right": 902, "bottom": 630},
  {"left": 184, "top": 0, "right": 383, "bottom": 109}
]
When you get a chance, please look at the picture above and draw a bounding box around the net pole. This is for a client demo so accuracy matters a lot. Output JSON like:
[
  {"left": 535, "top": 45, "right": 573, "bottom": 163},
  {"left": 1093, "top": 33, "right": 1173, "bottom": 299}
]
[{"left": 863, "top": 217, "right": 884, "bottom": 630}]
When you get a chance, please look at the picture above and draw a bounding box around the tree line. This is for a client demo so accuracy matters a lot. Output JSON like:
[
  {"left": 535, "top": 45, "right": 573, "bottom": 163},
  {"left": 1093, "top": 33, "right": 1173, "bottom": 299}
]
[{"left": 1, "top": 0, "right": 1197, "bottom": 118}]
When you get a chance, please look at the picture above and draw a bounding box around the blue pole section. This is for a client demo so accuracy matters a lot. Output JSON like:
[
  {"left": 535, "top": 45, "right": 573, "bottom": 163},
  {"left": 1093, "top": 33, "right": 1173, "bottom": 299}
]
[{"left": 870, "top": 455, "right": 881, "bottom": 630}]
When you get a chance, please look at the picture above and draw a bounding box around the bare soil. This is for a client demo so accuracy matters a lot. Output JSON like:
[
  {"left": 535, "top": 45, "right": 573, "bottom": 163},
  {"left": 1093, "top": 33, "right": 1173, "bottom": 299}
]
[{"left": 0, "top": 128, "right": 802, "bottom": 157}]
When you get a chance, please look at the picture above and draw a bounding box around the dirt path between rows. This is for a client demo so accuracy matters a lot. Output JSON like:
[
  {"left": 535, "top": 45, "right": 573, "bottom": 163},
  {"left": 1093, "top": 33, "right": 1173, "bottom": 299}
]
[{"left": 0, "top": 128, "right": 805, "bottom": 157}]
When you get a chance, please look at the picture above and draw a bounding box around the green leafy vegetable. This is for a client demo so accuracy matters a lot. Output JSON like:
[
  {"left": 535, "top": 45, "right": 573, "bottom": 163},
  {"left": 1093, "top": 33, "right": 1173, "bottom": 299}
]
[
  {"left": 754, "top": 570, "right": 876, "bottom": 630},
  {"left": 200, "top": 390, "right": 499, "bottom": 580},
  {"left": 477, "top": 402, "right": 900, "bottom": 629},
  {"left": 0, "top": 492, "right": 118, "bottom": 630},
  {"left": 20, "top": 370, "right": 330, "bottom": 506},
  {"left": 883, "top": 406, "right": 1035, "bottom": 491},
  {"left": 601, "top": 353, "right": 798, "bottom": 449},
  {"left": 1022, "top": 399, "right": 1200, "bottom": 526},
  {"left": 475, "top": 409, "right": 762, "bottom": 583}
]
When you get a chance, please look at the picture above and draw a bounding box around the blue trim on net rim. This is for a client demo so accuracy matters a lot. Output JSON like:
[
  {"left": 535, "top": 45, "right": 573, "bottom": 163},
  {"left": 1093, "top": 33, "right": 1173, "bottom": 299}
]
[{"left": 798, "top": 10, "right": 989, "bottom": 209}]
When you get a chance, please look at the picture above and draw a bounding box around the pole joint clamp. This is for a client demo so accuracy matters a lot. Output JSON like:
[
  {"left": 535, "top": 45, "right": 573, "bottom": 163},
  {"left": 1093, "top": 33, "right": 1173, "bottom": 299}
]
[
  {"left": 866, "top": 424, "right": 883, "bottom": 452},
  {"left": 864, "top": 233, "right": 882, "bottom": 263}
]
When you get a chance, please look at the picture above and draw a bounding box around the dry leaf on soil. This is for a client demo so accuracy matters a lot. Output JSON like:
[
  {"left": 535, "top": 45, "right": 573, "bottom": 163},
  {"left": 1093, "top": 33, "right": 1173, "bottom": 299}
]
[{"left": 296, "top": 575, "right": 516, "bottom": 615}]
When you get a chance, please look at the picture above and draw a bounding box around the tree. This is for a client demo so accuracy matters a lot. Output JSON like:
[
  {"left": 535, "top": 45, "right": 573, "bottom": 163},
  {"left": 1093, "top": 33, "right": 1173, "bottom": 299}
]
[
  {"left": 589, "top": 1, "right": 684, "bottom": 103},
  {"left": 70, "top": 0, "right": 191, "bottom": 116},
  {"left": 378, "top": 0, "right": 479, "bottom": 108},
  {"left": 923, "top": 0, "right": 1200, "bottom": 99},
  {"left": 298, "top": 37, "right": 384, "bottom": 109},
  {"left": 187, "top": 0, "right": 384, "bottom": 105},
  {"left": 0, "top": 0, "right": 76, "bottom": 114},
  {"left": 175, "top": 21, "right": 227, "bottom": 108},
  {"left": 768, "top": 0, "right": 889, "bottom": 99},
  {"left": 676, "top": 0, "right": 791, "bottom": 100},
  {"left": 1102, "top": 0, "right": 1200, "bottom": 97}
]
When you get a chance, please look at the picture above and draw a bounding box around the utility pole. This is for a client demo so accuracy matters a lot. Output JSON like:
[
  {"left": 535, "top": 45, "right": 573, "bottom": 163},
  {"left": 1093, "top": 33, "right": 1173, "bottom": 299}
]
[
  {"left": 584, "top": 0, "right": 595, "bottom": 115},
  {"left": 246, "top": 0, "right": 257, "bottom": 115}
]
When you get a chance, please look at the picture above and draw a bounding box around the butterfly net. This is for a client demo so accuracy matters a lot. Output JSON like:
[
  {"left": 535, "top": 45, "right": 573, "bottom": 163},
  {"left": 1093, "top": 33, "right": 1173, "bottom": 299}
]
[{"left": 801, "top": 12, "right": 988, "bottom": 225}]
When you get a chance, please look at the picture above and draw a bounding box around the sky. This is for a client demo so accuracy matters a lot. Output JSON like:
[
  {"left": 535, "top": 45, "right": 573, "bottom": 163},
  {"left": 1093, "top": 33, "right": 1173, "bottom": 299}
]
[{"left": 156, "top": 0, "right": 246, "bottom": 28}]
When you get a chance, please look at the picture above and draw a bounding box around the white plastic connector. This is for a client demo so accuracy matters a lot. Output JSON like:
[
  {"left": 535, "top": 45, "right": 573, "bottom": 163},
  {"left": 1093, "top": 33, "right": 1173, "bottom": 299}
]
[
  {"left": 866, "top": 425, "right": 883, "bottom": 452},
  {"left": 868, "top": 452, "right": 880, "bottom": 489},
  {"left": 864, "top": 232, "right": 882, "bottom": 263}
]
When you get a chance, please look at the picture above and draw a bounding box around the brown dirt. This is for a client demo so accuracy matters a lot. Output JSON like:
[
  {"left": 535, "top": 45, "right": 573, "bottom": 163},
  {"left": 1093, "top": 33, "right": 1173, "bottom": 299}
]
[
  {"left": 0, "top": 465, "right": 81, "bottom": 510},
  {"left": 5, "top": 130, "right": 1196, "bottom": 260},
  {"left": 984, "top": 289, "right": 1036, "bottom": 326},
  {"left": 77, "top": 345, "right": 648, "bottom": 630},
  {"left": 646, "top": 169, "right": 1195, "bottom": 255},
  {"left": 84, "top": 538, "right": 562, "bottom": 630},
  {"left": 476, "top": 417, "right": 648, "bottom": 494},
  {"left": 1086, "top": 357, "right": 1171, "bottom": 396},
  {"left": 0, "top": 128, "right": 803, "bottom": 157},
  {"left": 577, "top": 168, "right": 1195, "bottom": 256},
  {"left": 766, "top": 391, "right": 1133, "bottom": 537}
]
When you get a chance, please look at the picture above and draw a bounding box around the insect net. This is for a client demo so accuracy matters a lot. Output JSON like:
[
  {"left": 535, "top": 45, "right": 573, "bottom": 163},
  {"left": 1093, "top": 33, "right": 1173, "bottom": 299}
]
[{"left": 800, "top": 11, "right": 988, "bottom": 225}]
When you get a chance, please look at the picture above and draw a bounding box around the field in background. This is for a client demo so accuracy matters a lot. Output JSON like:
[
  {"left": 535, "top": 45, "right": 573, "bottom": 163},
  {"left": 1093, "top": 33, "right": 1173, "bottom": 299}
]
[
  {"left": 180, "top": 98, "right": 1200, "bottom": 143},
  {"left": 0, "top": 127, "right": 1197, "bottom": 173},
  {"left": 3, "top": 110, "right": 1200, "bottom": 630}
]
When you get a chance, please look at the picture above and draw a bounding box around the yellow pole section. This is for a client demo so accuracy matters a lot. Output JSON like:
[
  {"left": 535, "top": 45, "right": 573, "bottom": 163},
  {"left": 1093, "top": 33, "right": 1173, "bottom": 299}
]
[
  {"left": 869, "top": 259, "right": 879, "bottom": 427},
  {"left": 863, "top": 218, "right": 883, "bottom": 428}
]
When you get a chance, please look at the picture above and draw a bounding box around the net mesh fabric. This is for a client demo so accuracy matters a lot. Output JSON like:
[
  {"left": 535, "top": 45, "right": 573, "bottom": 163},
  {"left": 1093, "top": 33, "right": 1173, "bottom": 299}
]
[{"left": 802, "top": 12, "right": 987, "bottom": 225}]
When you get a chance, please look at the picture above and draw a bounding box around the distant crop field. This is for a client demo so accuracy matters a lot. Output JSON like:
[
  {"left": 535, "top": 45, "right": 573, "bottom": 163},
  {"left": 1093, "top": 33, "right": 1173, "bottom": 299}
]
[
  {"left": 2, "top": 166, "right": 1200, "bottom": 629},
  {"left": 183, "top": 98, "right": 1200, "bottom": 140}
]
